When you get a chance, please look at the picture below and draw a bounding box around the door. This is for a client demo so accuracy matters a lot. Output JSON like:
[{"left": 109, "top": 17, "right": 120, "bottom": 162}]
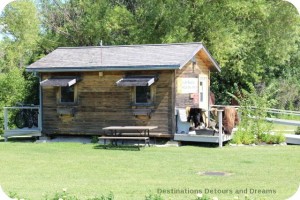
[{"left": 199, "top": 76, "right": 208, "bottom": 111}]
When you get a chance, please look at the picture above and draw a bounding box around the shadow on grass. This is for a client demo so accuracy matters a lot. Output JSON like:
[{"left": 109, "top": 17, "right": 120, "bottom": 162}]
[
  {"left": 0, "top": 136, "right": 36, "bottom": 143},
  {"left": 93, "top": 144, "right": 141, "bottom": 151}
]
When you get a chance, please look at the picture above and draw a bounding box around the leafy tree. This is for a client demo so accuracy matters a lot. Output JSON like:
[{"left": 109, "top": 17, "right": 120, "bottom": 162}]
[
  {"left": 192, "top": 0, "right": 300, "bottom": 104},
  {"left": 2, "top": 0, "right": 300, "bottom": 110},
  {"left": 0, "top": 0, "right": 40, "bottom": 133},
  {"left": 0, "top": 0, "right": 40, "bottom": 71},
  {"left": 0, "top": 68, "right": 26, "bottom": 133}
]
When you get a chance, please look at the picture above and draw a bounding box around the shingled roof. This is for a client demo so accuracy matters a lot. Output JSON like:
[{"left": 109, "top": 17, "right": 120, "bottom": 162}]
[{"left": 26, "top": 43, "right": 221, "bottom": 72}]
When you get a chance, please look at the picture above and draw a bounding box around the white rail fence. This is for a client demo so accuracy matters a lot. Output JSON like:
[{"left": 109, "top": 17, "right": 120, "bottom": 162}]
[
  {"left": 213, "top": 105, "right": 300, "bottom": 126},
  {"left": 3, "top": 106, "right": 42, "bottom": 141}
]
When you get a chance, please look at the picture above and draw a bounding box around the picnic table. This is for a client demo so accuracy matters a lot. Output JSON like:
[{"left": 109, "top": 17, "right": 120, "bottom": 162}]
[{"left": 100, "top": 126, "right": 158, "bottom": 148}]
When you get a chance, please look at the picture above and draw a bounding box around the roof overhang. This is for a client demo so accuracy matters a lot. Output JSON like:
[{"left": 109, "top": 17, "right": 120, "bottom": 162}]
[
  {"left": 116, "top": 76, "right": 158, "bottom": 87},
  {"left": 26, "top": 65, "right": 180, "bottom": 73},
  {"left": 179, "top": 44, "right": 221, "bottom": 72},
  {"left": 40, "top": 78, "right": 77, "bottom": 87}
]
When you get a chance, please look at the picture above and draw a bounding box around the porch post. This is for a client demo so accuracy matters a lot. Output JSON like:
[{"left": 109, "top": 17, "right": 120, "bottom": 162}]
[
  {"left": 4, "top": 107, "right": 8, "bottom": 142},
  {"left": 38, "top": 73, "right": 43, "bottom": 134},
  {"left": 4, "top": 107, "right": 8, "bottom": 131},
  {"left": 218, "top": 110, "right": 223, "bottom": 148}
]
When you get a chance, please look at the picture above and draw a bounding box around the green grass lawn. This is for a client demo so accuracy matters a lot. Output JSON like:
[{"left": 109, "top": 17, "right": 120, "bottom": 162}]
[{"left": 0, "top": 139, "right": 299, "bottom": 200}]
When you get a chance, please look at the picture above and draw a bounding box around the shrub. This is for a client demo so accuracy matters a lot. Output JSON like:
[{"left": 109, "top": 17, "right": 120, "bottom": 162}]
[
  {"left": 42, "top": 190, "right": 114, "bottom": 200},
  {"left": 88, "top": 192, "right": 114, "bottom": 200},
  {"left": 145, "top": 193, "right": 164, "bottom": 200},
  {"left": 91, "top": 136, "right": 99, "bottom": 143},
  {"left": 230, "top": 83, "right": 278, "bottom": 144},
  {"left": 275, "top": 133, "right": 285, "bottom": 143},
  {"left": 257, "top": 133, "right": 285, "bottom": 144},
  {"left": 295, "top": 126, "right": 300, "bottom": 135}
]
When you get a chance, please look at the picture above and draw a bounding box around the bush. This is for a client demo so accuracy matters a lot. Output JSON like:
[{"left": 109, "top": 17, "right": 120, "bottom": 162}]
[
  {"left": 91, "top": 136, "right": 99, "bottom": 143},
  {"left": 295, "top": 126, "right": 300, "bottom": 135},
  {"left": 9, "top": 190, "right": 115, "bottom": 200},
  {"left": 145, "top": 193, "right": 164, "bottom": 200},
  {"left": 230, "top": 83, "right": 278, "bottom": 144},
  {"left": 256, "top": 133, "right": 285, "bottom": 144}
]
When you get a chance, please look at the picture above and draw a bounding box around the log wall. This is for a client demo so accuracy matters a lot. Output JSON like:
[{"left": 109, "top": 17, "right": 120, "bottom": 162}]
[{"left": 41, "top": 70, "right": 174, "bottom": 135}]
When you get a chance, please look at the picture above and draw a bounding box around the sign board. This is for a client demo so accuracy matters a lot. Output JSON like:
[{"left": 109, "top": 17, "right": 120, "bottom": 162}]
[{"left": 177, "top": 78, "right": 198, "bottom": 94}]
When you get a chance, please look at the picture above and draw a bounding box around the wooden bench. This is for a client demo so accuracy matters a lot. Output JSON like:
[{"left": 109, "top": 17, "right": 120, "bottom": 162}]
[{"left": 99, "top": 136, "right": 150, "bottom": 149}]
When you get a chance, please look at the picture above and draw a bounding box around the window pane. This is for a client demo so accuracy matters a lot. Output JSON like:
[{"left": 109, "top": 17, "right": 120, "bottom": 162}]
[
  {"left": 61, "top": 86, "right": 74, "bottom": 103},
  {"left": 136, "top": 86, "right": 151, "bottom": 103}
]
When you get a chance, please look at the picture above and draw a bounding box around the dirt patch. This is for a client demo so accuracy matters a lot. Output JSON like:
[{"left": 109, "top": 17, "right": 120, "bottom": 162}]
[{"left": 197, "top": 171, "right": 233, "bottom": 176}]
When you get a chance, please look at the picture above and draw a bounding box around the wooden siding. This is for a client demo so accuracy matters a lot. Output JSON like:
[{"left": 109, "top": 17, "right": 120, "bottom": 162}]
[
  {"left": 41, "top": 71, "right": 174, "bottom": 135},
  {"left": 175, "top": 53, "right": 209, "bottom": 108}
]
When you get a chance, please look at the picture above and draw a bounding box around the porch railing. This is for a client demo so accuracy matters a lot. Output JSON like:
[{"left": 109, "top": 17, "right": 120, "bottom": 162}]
[{"left": 3, "top": 106, "right": 42, "bottom": 140}]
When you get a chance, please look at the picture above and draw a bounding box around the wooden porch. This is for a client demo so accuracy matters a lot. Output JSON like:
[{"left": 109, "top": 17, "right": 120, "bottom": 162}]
[
  {"left": 174, "top": 109, "right": 231, "bottom": 147},
  {"left": 3, "top": 106, "right": 42, "bottom": 141},
  {"left": 174, "top": 128, "right": 233, "bottom": 144}
]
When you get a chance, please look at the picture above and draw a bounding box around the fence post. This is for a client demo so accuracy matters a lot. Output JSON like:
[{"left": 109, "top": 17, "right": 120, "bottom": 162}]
[
  {"left": 4, "top": 107, "right": 8, "bottom": 131},
  {"left": 218, "top": 110, "right": 223, "bottom": 148},
  {"left": 4, "top": 107, "right": 8, "bottom": 142},
  {"left": 38, "top": 107, "right": 42, "bottom": 131}
]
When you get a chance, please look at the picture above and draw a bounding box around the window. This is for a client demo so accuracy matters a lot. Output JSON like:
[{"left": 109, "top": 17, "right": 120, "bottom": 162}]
[
  {"left": 199, "top": 81, "right": 204, "bottom": 102},
  {"left": 60, "top": 85, "right": 75, "bottom": 103},
  {"left": 135, "top": 86, "right": 151, "bottom": 104}
]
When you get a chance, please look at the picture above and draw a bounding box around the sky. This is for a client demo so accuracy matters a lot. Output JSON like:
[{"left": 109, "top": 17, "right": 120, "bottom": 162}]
[{"left": 0, "top": 0, "right": 16, "bottom": 40}]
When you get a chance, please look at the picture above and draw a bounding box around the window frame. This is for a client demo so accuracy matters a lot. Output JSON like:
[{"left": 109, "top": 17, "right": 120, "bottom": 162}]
[
  {"left": 57, "top": 85, "right": 78, "bottom": 105},
  {"left": 133, "top": 85, "right": 155, "bottom": 106}
]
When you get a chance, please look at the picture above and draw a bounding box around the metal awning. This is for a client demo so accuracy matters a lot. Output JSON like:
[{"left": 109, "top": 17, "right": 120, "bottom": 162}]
[
  {"left": 116, "top": 76, "right": 157, "bottom": 87},
  {"left": 40, "top": 78, "right": 77, "bottom": 87}
]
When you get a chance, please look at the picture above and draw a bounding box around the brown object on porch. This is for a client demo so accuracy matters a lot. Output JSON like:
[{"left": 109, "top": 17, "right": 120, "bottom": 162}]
[{"left": 223, "top": 107, "right": 239, "bottom": 134}]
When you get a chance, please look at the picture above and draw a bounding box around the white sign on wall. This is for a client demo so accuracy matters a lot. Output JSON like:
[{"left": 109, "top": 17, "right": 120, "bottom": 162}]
[{"left": 177, "top": 78, "right": 198, "bottom": 94}]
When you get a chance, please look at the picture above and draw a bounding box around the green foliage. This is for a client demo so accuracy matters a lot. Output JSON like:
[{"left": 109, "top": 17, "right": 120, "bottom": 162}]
[
  {"left": 0, "top": 68, "right": 27, "bottom": 134},
  {"left": 0, "top": 1, "right": 40, "bottom": 133},
  {"left": 194, "top": 194, "right": 211, "bottom": 200},
  {"left": 12, "top": 189, "right": 115, "bottom": 200},
  {"left": 257, "top": 133, "right": 285, "bottom": 144},
  {"left": 295, "top": 127, "right": 300, "bottom": 135},
  {"left": 0, "top": 0, "right": 40, "bottom": 71},
  {"left": 91, "top": 136, "right": 99, "bottom": 143},
  {"left": 231, "top": 83, "right": 279, "bottom": 144},
  {"left": 43, "top": 189, "right": 80, "bottom": 200},
  {"left": 145, "top": 193, "right": 164, "bottom": 200},
  {"left": 271, "top": 78, "right": 300, "bottom": 110},
  {"left": 196, "top": 0, "right": 300, "bottom": 104}
]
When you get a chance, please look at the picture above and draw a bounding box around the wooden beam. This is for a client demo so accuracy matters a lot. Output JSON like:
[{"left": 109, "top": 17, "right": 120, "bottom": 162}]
[{"left": 218, "top": 110, "right": 223, "bottom": 148}]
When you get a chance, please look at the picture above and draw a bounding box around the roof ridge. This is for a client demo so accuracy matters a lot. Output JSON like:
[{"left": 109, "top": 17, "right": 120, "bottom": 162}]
[{"left": 58, "top": 42, "right": 203, "bottom": 49}]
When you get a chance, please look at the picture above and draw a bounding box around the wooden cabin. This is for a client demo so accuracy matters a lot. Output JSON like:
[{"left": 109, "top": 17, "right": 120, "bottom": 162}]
[{"left": 26, "top": 43, "right": 221, "bottom": 138}]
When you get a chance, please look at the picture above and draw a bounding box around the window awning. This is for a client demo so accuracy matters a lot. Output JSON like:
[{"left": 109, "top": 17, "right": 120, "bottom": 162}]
[
  {"left": 40, "top": 78, "right": 77, "bottom": 87},
  {"left": 116, "top": 76, "right": 157, "bottom": 87}
]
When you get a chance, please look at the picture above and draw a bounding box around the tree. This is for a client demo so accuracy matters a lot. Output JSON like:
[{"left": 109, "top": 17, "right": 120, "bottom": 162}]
[
  {"left": 0, "top": 0, "right": 40, "bottom": 71},
  {"left": 0, "top": 0, "right": 41, "bottom": 133},
  {"left": 16, "top": 0, "right": 300, "bottom": 107},
  {"left": 190, "top": 0, "right": 300, "bottom": 104}
]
